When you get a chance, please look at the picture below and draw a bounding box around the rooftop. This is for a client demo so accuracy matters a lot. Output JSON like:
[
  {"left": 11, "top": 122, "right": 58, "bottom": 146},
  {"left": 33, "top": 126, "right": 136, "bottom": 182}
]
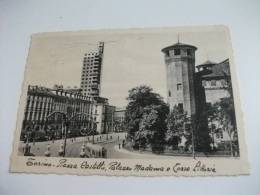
[
  {"left": 200, "top": 59, "right": 230, "bottom": 79},
  {"left": 161, "top": 42, "right": 197, "bottom": 53},
  {"left": 196, "top": 60, "right": 217, "bottom": 67}
]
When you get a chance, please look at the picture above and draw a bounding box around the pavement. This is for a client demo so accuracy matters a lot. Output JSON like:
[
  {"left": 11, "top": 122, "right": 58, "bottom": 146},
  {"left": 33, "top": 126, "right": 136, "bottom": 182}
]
[
  {"left": 18, "top": 132, "right": 127, "bottom": 157},
  {"left": 18, "top": 132, "right": 213, "bottom": 159},
  {"left": 113, "top": 145, "right": 193, "bottom": 159}
]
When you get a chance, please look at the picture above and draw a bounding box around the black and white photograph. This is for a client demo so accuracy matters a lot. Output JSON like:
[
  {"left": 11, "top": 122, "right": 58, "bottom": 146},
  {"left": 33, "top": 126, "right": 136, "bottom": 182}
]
[
  {"left": 2, "top": 0, "right": 260, "bottom": 194},
  {"left": 10, "top": 26, "right": 248, "bottom": 176}
]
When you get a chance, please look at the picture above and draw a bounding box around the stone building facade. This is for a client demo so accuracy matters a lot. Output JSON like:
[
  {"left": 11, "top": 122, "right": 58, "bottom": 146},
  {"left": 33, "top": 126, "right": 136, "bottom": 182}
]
[
  {"left": 161, "top": 44, "right": 231, "bottom": 117},
  {"left": 95, "top": 97, "right": 116, "bottom": 134},
  {"left": 196, "top": 59, "right": 236, "bottom": 149},
  {"left": 196, "top": 59, "right": 230, "bottom": 104},
  {"left": 21, "top": 85, "right": 99, "bottom": 141},
  {"left": 113, "top": 108, "right": 126, "bottom": 132},
  {"left": 161, "top": 42, "right": 202, "bottom": 116},
  {"left": 161, "top": 42, "right": 210, "bottom": 152}
]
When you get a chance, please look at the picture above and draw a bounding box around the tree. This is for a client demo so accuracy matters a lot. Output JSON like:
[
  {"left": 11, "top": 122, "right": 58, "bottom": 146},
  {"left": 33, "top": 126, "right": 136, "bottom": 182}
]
[
  {"left": 213, "top": 98, "right": 238, "bottom": 156},
  {"left": 165, "top": 106, "right": 189, "bottom": 150},
  {"left": 193, "top": 110, "right": 212, "bottom": 153},
  {"left": 125, "top": 85, "right": 169, "bottom": 153},
  {"left": 139, "top": 105, "right": 168, "bottom": 153},
  {"left": 209, "top": 72, "right": 238, "bottom": 156},
  {"left": 218, "top": 72, "right": 238, "bottom": 156}
]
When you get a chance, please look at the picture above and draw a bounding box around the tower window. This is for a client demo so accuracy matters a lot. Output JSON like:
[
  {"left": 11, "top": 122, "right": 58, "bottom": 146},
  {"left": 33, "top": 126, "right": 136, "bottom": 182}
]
[
  {"left": 177, "top": 83, "right": 182, "bottom": 90},
  {"left": 168, "top": 90, "right": 171, "bottom": 97},
  {"left": 202, "top": 80, "right": 206, "bottom": 87},
  {"left": 187, "top": 49, "right": 191, "bottom": 56},
  {"left": 174, "top": 49, "right": 180, "bottom": 55},
  {"left": 211, "top": 80, "right": 216, "bottom": 86},
  {"left": 221, "top": 79, "right": 227, "bottom": 86},
  {"left": 178, "top": 103, "right": 183, "bottom": 112}
]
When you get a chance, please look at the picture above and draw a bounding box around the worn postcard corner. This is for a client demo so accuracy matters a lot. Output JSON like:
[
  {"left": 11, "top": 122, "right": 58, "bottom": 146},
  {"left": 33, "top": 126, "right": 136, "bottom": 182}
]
[{"left": 10, "top": 25, "right": 249, "bottom": 176}]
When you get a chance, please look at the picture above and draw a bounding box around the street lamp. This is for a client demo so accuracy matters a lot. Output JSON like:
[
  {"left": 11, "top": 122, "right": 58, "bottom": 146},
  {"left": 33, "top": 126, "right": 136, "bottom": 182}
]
[
  {"left": 191, "top": 121, "right": 195, "bottom": 159},
  {"left": 187, "top": 115, "right": 196, "bottom": 159},
  {"left": 46, "top": 111, "right": 96, "bottom": 157},
  {"left": 62, "top": 116, "right": 70, "bottom": 157},
  {"left": 80, "top": 121, "right": 97, "bottom": 144}
]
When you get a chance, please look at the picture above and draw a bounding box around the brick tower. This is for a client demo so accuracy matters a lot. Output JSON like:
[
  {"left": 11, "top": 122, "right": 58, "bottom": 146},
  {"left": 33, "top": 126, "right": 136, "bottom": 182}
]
[{"left": 161, "top": 42, "right": 197, "bottom": 116}]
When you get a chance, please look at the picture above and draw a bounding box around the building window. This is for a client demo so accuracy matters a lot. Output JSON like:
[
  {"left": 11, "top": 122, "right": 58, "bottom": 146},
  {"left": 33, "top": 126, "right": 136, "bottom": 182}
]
[
  {"left": 178, "top": 103, "right": 183, "bottom": 112},
  {"left": 221, "top": 79, "right": 227, "bottom": 86},
  {"left": 211, "top": 80, "right": 216, "bottom": 86},
  {"left": 202, "top": 80, "right": 206, "bottom": 87},
  {"left": 187, "top": 49, "right": 191, "bottom": 56},
  {"left": 174, "top": 49, "right": 180, "bottom": 55},
  {"left": 168, "top": 90, "right": 171, "bottom": 97},
  {"left": 177, "top": 83, "right": 182, "bottom": 90}
]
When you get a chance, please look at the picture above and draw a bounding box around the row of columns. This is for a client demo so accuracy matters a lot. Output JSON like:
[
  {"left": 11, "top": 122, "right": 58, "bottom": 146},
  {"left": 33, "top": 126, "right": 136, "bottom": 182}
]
[{"left": 23, "top": 87, "right": 98, "bottom": 130}]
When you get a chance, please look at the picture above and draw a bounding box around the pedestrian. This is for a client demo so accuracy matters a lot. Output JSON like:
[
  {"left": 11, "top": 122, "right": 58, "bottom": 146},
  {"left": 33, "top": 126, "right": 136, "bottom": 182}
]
[
  {"left": 79, "top": 143, "right": 86, "bottom": 158},
  {"left": 58, "top": 143, "right": 64, "bottom": 156},
  {"left": 122, "top": 139, "right": 125, "bottom": 148},
  {"left": 119, "top": 143, "right": 121, "bottom": 149},
  {"left": 23, "top": 142, "right": 31, "bottom": 156},
  {"left": 44, "top": 144, "right": 51, "bottom": 157},
  {"left": 102, "top": 147, "right": 107, "bottom": 158}
]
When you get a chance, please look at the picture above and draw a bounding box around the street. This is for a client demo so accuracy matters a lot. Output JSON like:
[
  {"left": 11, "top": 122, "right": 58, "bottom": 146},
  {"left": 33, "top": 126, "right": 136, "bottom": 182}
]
[
  {"left": 18, "top": 132, "right": 192, "bottom": 159},
  {"left": 18, "top": 132, "right": 127, "bottom": 158}
]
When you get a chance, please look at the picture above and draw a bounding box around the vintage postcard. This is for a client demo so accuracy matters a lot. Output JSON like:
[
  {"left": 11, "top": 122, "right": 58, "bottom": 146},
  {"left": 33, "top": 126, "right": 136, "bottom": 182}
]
[{"left": 10, "top": 26, "right": 249, "bottom": 176}]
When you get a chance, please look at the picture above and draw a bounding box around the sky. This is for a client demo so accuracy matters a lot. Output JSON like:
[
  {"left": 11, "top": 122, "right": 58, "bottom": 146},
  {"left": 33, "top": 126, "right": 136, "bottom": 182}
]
[{"left": 24, "top": 26, "right": 231, "bottom": 108}]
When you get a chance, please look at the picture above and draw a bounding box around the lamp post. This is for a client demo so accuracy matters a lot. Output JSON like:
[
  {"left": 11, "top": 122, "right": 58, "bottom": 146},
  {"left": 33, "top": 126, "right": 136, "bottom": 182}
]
[
  {"left": 188, "top": 115, "right": 195, "bottom": 159},
  {"left": 62, "top": 116, "right": 69, "bottom": 157},
  {"left": 31, "top": 121, "right": 36, "bottom": 145},
  {"left": 80, "top": 118, "right": 96, "bottom": 144},
  {"left": 209, "top": 116, "right": 215, "bottom": 150},
  {"left": 191, "top": 121, "right": 195, "bottom": 159},
  {"left": 46, "top": 111, "right": 96, "bottom": 157}
]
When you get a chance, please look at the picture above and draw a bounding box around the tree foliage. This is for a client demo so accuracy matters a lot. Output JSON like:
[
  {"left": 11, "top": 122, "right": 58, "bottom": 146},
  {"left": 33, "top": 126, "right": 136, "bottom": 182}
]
[
  {"left": 193, "top": 111, "right": 211, "bottom": 153},
  {"left": 218, "top": 72, "right": 237, "bottom": 132},
  {"left": 125, "top": 85, "right": 169, "bottom": 153},
  {"left": 207, "top": 72, "right": 239, "bottom": 155},
  {"left": 165, "top": 106, "right": 189, "bottom": 149}
]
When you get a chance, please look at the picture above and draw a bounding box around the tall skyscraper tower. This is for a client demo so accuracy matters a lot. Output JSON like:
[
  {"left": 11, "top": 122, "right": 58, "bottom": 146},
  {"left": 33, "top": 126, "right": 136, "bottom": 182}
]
[
  {"left": 161, "top": 42, "right": 197, "bottom": 116},
  {"left": 81, "top": 42, "right": 104, "bottom": 97}
]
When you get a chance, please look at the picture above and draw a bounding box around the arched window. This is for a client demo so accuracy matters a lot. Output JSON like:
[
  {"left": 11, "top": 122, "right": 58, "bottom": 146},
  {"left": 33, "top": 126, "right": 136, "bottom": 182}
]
[{"left": 168, "top": 90, "right": 171, "bottom": 97}]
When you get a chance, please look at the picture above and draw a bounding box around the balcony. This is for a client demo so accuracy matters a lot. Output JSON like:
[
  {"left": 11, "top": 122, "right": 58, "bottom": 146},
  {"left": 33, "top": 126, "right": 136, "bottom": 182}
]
[
  {"left": 89, "top": 72, "right": 99, "bottom": 76},
  {"left": 90, "top": 84, "right": 99, "bottom": 89}
]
